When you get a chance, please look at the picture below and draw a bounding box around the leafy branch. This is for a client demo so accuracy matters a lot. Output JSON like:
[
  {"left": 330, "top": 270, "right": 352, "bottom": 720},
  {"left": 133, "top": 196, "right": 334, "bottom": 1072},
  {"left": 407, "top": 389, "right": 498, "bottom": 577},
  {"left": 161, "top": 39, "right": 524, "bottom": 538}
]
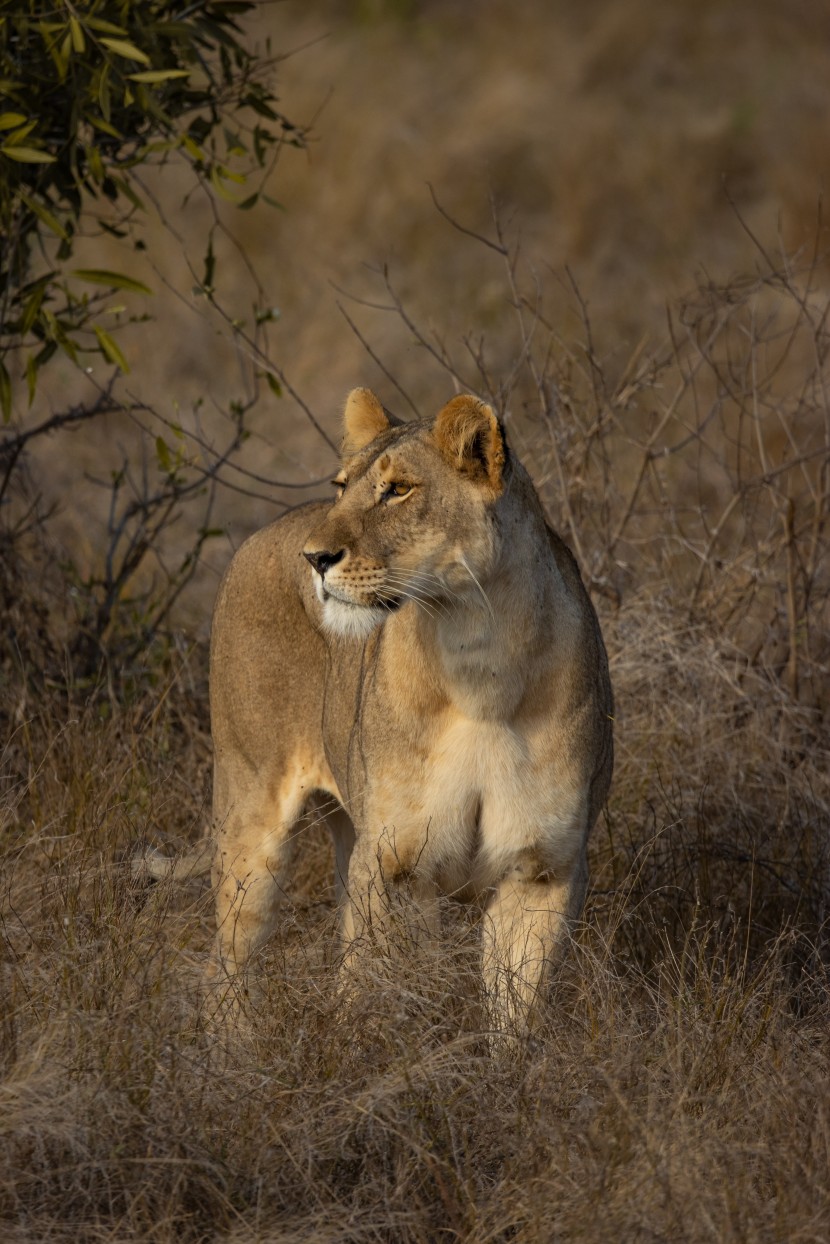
[{"left": 0, "top": 0, "right": 305, "bottom": 418}]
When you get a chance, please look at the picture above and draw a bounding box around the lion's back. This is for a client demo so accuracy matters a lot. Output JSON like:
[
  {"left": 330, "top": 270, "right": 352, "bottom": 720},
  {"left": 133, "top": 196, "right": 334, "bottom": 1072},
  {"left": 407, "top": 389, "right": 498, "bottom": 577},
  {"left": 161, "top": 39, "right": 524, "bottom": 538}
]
[{"left": 544, "top": 522, "right": 614, "bottom": 821}]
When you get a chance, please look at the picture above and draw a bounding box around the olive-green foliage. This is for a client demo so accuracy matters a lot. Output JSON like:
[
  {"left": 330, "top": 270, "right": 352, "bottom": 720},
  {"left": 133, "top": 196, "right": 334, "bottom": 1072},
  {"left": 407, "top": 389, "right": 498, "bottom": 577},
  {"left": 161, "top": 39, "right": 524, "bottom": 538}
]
[{"left": 0, "top": 0, "right": 302, "bottom": 417}]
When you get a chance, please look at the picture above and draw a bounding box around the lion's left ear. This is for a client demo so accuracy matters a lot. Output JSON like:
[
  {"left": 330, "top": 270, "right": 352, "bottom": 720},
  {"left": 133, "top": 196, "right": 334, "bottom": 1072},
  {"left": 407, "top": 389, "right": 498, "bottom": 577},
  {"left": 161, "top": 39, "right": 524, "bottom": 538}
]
[
  {"left": 433, "top": 395, "right": 506, "bottom": 493},
  {"left": 342, "top": 388, "right": 391, "bottom": 455}
]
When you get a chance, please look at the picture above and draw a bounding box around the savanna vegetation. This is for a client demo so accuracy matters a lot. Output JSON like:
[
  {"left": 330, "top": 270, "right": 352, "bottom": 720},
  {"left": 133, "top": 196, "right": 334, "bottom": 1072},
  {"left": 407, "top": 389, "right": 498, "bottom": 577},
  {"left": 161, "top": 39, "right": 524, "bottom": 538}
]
[{"left": 2, "top": 1, "right": 829, "bottom": 1240}]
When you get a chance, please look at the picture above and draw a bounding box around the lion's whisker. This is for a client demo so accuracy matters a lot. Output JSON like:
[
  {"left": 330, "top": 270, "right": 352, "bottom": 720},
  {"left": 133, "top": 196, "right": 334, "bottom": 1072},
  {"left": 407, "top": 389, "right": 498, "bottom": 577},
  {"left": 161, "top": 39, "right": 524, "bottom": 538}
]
[
  {"left": 387, "top": 584, "right": 455, "bottom": 622},
  {"left": 376, "top": 586, "right": 443, "bottom": 622},
  {"left": 381, "top": 571, "right": 459, "bottom": 618},
  {"left": 458, "top": 555, "right": 495, "bottom": 620}
]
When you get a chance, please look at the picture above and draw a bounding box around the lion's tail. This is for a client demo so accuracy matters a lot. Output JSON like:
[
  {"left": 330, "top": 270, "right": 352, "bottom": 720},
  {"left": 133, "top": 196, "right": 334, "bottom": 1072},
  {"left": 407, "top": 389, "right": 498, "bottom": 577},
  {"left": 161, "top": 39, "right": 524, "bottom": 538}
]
[{"left": 132, "top": 838, "right": 214, "bottom": 882}]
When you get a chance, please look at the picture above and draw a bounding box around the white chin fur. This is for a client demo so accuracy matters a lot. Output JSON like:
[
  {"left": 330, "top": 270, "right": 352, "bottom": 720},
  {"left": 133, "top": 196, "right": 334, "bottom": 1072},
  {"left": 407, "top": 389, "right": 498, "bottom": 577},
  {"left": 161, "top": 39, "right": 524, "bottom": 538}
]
[{"left": 322, "top": 597, "right": 387, "bottom": 640}]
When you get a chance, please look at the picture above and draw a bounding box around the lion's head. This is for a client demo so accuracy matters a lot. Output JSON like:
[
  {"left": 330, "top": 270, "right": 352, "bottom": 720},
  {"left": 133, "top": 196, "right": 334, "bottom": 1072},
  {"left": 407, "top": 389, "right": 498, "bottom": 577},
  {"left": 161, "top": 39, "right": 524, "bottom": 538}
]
[{"left": 303, "top": 389, "right": 510, "bottom": 639}]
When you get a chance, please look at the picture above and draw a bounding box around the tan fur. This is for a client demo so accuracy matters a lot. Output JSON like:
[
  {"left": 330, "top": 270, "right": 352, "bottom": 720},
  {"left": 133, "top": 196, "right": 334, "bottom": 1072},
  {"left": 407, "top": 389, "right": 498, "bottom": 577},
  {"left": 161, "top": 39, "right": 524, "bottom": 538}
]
[
  {"left": 143, "top": 390, "right": 613, "bottom": 1040},
  {"left": 433, "top": 394, "right": 506, "bottom": 492},
  {"left": 341, "top": 387, "right": 390, "bottom": 454}
]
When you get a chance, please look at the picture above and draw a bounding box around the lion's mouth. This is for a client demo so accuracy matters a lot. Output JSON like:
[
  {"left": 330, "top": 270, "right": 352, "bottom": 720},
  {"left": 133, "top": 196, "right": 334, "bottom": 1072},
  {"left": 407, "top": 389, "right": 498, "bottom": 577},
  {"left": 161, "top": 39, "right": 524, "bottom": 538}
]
[{"left": 320, "top": 584, "right": 402, "bottom": 613}]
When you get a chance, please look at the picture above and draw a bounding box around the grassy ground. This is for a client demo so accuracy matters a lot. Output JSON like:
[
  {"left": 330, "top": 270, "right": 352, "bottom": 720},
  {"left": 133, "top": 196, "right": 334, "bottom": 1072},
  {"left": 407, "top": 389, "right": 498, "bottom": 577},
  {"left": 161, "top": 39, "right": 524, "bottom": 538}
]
[
  {"left": 2, "top": 2, "right": 830, "bottom": 1240},
  {"left": 1, "top": 640, "right": 829, "bottom": 1243},
  {"left": 3, "top": 237, "right": 829, "bottom": 1240}
]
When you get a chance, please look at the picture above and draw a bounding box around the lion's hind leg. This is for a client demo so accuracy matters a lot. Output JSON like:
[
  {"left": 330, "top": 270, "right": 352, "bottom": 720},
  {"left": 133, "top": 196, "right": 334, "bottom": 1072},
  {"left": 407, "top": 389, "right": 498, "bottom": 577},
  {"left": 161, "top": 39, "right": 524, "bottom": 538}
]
[{"left": 210, "top": 784, "right": 308, "bottom": 998}]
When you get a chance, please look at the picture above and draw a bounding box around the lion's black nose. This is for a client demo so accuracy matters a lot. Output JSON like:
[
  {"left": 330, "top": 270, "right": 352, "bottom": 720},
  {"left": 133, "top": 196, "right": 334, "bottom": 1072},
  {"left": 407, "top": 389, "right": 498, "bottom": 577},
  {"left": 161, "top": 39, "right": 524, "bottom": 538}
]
[{"left": 303, "top": 548, "right": 345, "bottom": 576}]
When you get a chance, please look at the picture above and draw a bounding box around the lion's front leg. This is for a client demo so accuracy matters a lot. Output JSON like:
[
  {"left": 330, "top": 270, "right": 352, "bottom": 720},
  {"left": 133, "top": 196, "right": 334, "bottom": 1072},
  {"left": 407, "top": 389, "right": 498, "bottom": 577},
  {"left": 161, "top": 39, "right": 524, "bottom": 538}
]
[
  {"left": 481, "top": 848, "right": 588, "bottom": 1042},
  {"left": 339, "top": 826, "right": 439, "bottom": 973}
]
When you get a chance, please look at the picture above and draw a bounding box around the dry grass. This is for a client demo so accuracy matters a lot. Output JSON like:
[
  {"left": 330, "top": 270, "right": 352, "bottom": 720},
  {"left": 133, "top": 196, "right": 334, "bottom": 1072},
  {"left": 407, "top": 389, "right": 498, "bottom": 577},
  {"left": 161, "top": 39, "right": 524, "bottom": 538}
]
[
  {"left": 3, "top": 229, "right": 830, "bottom": 1240},
  {"left": 3, "top": 2, "right": 830, "bottom": 1239}
]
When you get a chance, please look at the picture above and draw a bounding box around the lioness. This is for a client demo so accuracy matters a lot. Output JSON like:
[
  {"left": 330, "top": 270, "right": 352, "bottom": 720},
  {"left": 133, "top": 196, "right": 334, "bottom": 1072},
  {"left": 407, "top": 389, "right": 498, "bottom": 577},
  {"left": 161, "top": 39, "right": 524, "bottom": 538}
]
[{"left": 143, "top": 389, "right": 613, "bottom": 1037}]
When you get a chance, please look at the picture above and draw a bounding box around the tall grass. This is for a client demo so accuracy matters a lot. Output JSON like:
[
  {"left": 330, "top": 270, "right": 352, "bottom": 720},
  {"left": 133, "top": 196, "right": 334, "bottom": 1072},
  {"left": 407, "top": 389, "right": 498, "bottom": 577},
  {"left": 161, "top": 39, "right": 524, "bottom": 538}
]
[{"left": 2, "top": 231, "right": 829, "bottom": 1239}]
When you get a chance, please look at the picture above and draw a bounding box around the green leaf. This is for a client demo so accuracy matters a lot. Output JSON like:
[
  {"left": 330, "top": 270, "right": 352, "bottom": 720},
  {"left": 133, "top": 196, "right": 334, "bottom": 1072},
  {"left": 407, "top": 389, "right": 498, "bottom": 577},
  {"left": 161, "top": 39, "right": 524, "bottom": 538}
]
[
  {"left": 85, "top": 17, "right": 129, "bottom": 35},
  {"left": 99, "top": 38, "right": 151, "bottom": 64},
  {"left": 0, "top": 112, "right": 27, "bottom": 131},
  {"left": 1, "top": 146, "right": 56, "bottom": 163},
  {"left": 210, "top": 163, "right": 245, "bottom": 201},
  {"left": 21, "top": 287, "right": 46, "bottom": 334},
  {"left": 109, "top": 176, "right": 145, "bottom": 212},
  {"left": 73, "top": 269, "right": 153, "bottom": 295},
  {"left": 98, "top": 62, "right": 112, "bottom": 121},
  {"left": 265, "top": 372, "right": 282, "bottom": 398},
  {"left": 34, "top": 341, "right": 57, "bottom": 369},
  {"left": 89, "top": 114, "right": 122, "bottom": 140},
  {"left": 181, "top": 134, "right": 205, "bottom": 161},
  {"left": 149, "top": 21, "right": 197, "bottom": 40},
  {"left": 93, "top": 326, "right": 129, "bottom": 372},
  {"left": 17, "top": 275, "right": 53, "bottom": 334},
  {"left": 42, "top": 310, "right": 79, "bottom": 362},
  {"left": 0, "top": 358, "right": 11, "bottom": 423},
  {"left": 19, "top": 190, "right": 68, "bottom": 240},
  {"left": 69, "top": 16, "right": 86, "bottom": 53},
  {"left": 86, "top": 144, "right": 105, "bottom": 183},
  {"left": 60, "top": 28, "right": 73, "bottom": 70},
  {"left": 202, "top": 237, "right": 216, "bottom": 292},
  {"left": 25, "top": 354, "right": 38, "bottom": 407},
  {"left": 40, "top": 20, "right": 70, "bottom": 81},
  {"left": 244, "top": 94, "right": 279, "bottom": 122},
  {"left": 136, "top": 139, "right": 178, "bottom": 157},
  {"left": 127, "top": 69, "right": 190, "bottom": 83},
  {"left": 155, "top": 435, "right": 172, "bottom": 471},
  {"left": 1, "top": 119, "right": 37, "bottom": 146}
]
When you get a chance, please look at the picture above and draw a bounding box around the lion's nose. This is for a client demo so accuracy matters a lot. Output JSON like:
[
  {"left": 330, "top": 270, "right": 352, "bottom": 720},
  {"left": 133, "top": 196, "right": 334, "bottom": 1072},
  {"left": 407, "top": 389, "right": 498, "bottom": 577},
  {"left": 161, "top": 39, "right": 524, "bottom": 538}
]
[{"left": 303, "top": 548, "right": 345, "bottom": 576}]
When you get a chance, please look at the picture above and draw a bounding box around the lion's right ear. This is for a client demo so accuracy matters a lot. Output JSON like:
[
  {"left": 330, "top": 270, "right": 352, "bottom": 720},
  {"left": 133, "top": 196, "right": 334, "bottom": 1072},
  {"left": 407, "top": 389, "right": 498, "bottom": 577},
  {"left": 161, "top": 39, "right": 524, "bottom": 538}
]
[
  {"left": 341, "top": 388, "right": 391, "bottom": 455},
  {"left": 433, "top": 395, "right": 506, "bottom": 493}
]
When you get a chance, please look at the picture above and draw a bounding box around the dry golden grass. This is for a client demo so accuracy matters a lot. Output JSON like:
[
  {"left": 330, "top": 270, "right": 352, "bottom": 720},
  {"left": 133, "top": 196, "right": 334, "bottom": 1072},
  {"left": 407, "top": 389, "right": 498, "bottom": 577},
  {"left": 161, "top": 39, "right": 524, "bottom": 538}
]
[
  {"left": 3, "top": 2, "right": 830, "bottom": 1239},
  {"left": 3, "top": 228, "right": 830, "bottom": 1237},
  {"left": 1, "top": 664, "right": 828, "bottom": 1241}
]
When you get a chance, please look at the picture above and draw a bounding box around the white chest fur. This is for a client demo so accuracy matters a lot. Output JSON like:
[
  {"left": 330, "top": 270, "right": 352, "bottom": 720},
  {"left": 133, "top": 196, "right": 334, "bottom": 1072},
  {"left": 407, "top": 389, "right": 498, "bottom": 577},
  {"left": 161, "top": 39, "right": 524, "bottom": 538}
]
[{"left": 385, "top": 711, "right": 584, "bottom": 897}]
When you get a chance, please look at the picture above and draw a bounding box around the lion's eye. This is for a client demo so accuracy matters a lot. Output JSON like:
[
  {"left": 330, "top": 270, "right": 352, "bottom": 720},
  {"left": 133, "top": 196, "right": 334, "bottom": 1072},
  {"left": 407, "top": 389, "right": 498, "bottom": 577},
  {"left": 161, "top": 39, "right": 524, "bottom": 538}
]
[
  {"left": 331, "top": 478, "right": 346, "bottom": 496},
  {"left": 385, "top": 482, "right": 412, "bottom": 499}
]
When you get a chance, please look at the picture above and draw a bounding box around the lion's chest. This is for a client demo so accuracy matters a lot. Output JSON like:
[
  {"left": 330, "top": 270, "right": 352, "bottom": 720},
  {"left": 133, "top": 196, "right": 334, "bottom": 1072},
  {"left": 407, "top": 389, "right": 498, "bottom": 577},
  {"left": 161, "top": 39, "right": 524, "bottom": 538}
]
[{"left": 365, "top": 711, "right": 580, "bottom": 897}]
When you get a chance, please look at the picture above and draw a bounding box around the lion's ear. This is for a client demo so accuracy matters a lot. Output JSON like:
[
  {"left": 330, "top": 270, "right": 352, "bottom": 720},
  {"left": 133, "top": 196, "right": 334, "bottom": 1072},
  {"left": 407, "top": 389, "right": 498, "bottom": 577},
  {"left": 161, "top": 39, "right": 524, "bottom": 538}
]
[
  {"left": 342, "top": 388, "right": 391, "bottom": 454},
  {"left": 433, "top": 395, "right": 506, "bottom": 492}
]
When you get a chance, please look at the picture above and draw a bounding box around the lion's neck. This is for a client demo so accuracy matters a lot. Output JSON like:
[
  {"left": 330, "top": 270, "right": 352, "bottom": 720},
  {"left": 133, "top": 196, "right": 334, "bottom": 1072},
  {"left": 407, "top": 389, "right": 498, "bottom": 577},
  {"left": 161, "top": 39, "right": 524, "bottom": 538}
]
[{"left": 412, "top": 494, "right": 571, "bottom": 721}]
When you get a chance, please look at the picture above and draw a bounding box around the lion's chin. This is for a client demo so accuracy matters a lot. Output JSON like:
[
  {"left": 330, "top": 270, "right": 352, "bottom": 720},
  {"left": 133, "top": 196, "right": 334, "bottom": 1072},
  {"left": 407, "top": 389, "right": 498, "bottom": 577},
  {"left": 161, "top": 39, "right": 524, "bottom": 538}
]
[{"left": 321, "top": 596, "right": 389, "bottom": 640}]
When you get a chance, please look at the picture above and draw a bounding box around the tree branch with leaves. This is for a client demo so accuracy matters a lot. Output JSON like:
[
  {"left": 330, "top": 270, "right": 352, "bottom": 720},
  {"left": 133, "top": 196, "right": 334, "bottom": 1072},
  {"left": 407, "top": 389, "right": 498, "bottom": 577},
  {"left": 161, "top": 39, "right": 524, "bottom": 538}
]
[{"left": 0, "top": 0, "right": 303, "bottom": 417}]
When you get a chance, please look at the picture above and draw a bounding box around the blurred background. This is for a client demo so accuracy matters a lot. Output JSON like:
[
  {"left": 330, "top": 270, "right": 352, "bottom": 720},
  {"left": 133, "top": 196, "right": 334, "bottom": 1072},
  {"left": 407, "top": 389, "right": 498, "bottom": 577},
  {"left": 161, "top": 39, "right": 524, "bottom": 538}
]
[{"left": 19, "top": 0, "right": 830, "bottom": 625}]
